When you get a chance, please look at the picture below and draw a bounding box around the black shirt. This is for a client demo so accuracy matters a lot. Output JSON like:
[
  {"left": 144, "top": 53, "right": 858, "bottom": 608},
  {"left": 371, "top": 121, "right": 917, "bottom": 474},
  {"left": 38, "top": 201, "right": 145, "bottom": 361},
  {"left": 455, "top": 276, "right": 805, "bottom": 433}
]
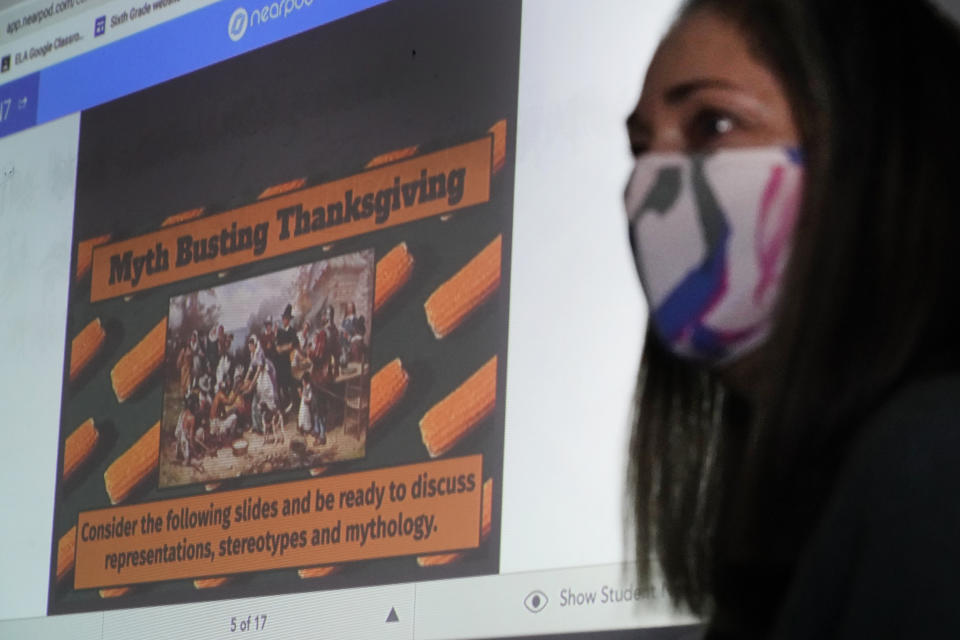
[{"left": 709, "top": 375, "right": 960, "bottom": 638}]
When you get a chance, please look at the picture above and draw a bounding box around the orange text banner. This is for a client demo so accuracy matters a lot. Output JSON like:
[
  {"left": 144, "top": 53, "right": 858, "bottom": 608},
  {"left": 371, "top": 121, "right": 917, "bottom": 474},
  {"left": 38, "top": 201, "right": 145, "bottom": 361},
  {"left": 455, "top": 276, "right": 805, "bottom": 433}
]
[
  {"left": 89, "top": 137, "right": 493, "bottom": 301},
  {"left": 74, "top": 456, "right": 482, "bottom": 589}
]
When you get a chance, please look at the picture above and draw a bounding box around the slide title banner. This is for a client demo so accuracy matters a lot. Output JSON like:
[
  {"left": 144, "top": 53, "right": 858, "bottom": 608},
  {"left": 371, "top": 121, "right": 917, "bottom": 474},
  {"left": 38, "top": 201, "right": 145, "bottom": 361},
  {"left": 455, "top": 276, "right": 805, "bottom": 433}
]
[{"left": 89, "top": 137, "right": 492, "bottom": 301}]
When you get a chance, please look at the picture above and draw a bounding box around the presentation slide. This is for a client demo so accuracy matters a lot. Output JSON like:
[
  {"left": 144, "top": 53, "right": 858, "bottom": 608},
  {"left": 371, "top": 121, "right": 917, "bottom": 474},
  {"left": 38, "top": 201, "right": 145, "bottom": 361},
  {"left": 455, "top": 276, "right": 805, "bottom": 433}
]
[{"left": 48, "top": 0, "right": 518, "bottom": 614}]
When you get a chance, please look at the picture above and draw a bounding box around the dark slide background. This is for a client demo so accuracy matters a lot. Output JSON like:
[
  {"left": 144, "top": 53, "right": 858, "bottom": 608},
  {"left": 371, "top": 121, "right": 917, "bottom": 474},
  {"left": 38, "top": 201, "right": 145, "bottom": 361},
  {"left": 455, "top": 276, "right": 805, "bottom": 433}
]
[{"left": 50, "top": 0, "right": 520, "bottom": 614}]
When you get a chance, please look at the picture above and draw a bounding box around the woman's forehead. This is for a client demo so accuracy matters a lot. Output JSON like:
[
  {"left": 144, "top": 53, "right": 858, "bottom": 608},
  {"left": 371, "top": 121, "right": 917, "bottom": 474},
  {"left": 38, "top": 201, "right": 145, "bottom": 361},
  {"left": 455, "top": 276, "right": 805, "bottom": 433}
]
[{"left": 641, "top": 10, "right": 767, "bottom": 104}]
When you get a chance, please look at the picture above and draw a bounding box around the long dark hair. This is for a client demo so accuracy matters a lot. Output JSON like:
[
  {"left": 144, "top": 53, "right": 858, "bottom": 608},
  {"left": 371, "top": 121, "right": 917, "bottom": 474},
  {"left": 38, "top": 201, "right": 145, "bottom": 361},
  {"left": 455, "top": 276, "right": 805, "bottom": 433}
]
[{"left": 630, "top": 0, "right": 960, "bottom": 622}]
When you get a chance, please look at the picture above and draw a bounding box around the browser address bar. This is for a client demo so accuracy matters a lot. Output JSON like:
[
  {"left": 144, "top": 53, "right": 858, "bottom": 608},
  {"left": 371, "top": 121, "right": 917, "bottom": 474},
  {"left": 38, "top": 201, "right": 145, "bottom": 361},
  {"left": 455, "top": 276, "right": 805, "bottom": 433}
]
[
  {"left": 0, "top": 0, "right": 216, "bottom": 84},
  {"left": 0, "top": 0, "right": 113, "bottom": 42}
]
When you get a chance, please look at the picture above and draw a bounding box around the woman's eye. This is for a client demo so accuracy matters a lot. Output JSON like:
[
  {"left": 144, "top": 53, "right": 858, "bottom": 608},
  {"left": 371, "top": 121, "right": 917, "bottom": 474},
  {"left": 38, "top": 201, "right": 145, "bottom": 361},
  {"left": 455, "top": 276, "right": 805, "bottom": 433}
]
[{"left": 689, "top": 109, "right": 737, "bottom": 147}]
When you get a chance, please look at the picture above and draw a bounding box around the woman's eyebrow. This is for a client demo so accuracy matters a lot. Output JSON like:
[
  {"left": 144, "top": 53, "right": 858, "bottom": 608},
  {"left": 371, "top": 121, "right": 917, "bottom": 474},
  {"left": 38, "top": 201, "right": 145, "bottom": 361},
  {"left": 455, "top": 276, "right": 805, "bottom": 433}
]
[
  {"left": 664, "top": 78, "right": 740, "bottom": 104},
  {"left": 626, "top": 77, "right": 742, "bottom": 135}
]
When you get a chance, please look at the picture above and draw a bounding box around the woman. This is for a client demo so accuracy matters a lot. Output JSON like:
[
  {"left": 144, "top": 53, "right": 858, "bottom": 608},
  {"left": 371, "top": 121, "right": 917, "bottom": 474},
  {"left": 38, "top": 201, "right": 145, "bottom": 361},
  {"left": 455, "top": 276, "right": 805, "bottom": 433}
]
[
  {"left": 625, "top": 1, "right": 960, "bottom": 637},
  {"left": 247, "top": 334, "right": 279, "bottom": 435}
]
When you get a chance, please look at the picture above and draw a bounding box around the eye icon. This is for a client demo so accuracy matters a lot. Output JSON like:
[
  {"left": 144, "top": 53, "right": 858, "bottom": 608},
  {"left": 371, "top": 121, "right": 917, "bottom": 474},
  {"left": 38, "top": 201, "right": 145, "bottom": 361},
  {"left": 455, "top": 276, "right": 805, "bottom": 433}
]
[{"left": 524, "top": 590, "right": 548, "bottom": 613}]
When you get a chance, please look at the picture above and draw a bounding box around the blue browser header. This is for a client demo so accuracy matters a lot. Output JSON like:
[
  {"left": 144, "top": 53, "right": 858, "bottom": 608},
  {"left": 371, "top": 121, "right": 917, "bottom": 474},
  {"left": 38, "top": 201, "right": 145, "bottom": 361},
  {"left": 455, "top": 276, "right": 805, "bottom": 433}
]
[
  {"left": 0, "top": 72, "right": 39, "bottom": 137},
  {"left": 1, "top": 0, "right": 387, "bottom": 138},
  {"left": 0, "top": 73, "right": 40, "bottom": 138}
]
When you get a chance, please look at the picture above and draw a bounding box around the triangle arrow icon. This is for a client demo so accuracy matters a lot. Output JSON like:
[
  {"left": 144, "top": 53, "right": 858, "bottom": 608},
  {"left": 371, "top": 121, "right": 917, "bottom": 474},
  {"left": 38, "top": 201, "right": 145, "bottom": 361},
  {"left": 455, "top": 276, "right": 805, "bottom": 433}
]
[{"left": 386, "top": 607, "right": 400, "bottom": 623}]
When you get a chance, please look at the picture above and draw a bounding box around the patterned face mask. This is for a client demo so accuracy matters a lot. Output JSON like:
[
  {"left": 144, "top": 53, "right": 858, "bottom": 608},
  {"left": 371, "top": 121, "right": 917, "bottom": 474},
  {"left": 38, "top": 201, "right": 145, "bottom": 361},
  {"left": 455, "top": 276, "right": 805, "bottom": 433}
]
[{"left": 625, "top": 146, "right": 804, "bottom": 364}]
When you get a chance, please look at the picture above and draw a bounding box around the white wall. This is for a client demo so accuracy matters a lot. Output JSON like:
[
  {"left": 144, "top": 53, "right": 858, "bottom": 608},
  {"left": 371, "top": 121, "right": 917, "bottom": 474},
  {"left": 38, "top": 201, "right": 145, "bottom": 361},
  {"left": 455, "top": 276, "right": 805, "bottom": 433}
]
[
  {"left": 0, "top": 113, "right": 79, "bottom": 620},
  {"left": 500, "top": 0, "right": 679, "bottom": 573}
]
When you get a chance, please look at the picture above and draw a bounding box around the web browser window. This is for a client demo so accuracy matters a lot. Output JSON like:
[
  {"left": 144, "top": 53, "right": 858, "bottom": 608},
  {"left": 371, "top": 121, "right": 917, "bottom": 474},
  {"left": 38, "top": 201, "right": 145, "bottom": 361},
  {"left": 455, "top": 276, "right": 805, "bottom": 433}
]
[{"left": 0, "top": 1, "right": 698, "bottom": 637}]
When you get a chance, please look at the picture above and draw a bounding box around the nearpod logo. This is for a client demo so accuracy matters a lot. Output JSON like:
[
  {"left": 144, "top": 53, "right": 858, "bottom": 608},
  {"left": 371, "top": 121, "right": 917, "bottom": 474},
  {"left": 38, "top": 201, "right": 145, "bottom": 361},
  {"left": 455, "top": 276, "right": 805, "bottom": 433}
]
[
  {"left": 227, "top": 0, "right": 315, "bottom": 42},
  {"left": 228, "top": 7, "right": 248, "bottom": 41}
]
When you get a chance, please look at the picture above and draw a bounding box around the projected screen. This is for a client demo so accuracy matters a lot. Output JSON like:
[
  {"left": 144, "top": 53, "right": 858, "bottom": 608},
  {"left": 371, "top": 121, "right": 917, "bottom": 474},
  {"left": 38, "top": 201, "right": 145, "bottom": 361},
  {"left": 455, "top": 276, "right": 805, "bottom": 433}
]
[{"left": 0, "top": 0, "right": 693, "bottom": 637}]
